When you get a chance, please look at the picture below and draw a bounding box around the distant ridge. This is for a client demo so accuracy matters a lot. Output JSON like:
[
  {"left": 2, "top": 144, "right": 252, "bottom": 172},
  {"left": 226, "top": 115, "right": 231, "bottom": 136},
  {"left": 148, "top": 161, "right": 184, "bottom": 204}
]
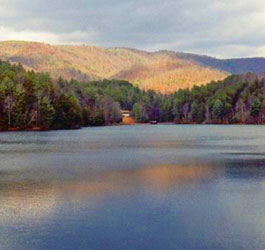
[
  {"left": 176, "top": 52, "right": 265, "bottom": 74},
  {"left": 1, "top": 40, "right": 265, "bottom": 93}
]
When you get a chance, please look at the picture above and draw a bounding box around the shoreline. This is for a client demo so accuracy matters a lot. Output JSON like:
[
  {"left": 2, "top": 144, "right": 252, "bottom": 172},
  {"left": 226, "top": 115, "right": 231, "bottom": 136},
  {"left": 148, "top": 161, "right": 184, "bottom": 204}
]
[{"left": 0, "top": 122, "right": 264, "bottom": 132}]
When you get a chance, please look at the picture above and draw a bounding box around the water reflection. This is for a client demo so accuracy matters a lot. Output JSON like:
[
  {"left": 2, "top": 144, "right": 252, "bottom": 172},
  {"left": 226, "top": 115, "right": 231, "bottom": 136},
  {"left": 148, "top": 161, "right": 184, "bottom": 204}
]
[
  {"left": 0, "top": 164, "right": 220, "bottom": 222},
  {"left": 0, "top": 181, "right": 58, "bottom": 222},
  {"left": 3, "top": 159, "right": 265, "bottom": 223},
  {"left": 223, "top": 159, "right": 265, "bottom": 179},
  {"left": 1, "top": 126, "right": 265, "bottom": 250}
]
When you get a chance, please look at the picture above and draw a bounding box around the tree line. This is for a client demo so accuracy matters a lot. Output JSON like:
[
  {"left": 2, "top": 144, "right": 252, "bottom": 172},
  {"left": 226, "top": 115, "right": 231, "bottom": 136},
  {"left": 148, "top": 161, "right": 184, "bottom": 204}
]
[
  {"left": 0, "top": 60, "right": 264, "bottom": 131},
  {"left": 131, "top": 73, "right": 265, "bottom": 124},
  {"left": 169, "top": 73, "right": 265, "bottom": 124}
]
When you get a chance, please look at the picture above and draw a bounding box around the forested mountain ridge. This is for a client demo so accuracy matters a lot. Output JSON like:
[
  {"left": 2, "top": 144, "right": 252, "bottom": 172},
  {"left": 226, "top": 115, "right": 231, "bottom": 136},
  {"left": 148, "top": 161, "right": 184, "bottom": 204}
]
[
  {"left": 2, "top": 41, "right": 265, "bottom": 94},
  {"left": 176, "top": 52, "right": 265, "bottom": 74},
  {"left": 0, "top": 60, "right": 264, "bottom": 131},
  {"left": 0, "top": 41, "right": 227, "bottom": 93}
]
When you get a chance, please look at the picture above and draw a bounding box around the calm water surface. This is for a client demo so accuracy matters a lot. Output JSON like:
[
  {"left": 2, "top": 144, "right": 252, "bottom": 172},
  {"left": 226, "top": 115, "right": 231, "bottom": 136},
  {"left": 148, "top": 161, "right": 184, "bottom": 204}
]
[{"left": 0, "top": 125, "right": 265, "bottom": 250}]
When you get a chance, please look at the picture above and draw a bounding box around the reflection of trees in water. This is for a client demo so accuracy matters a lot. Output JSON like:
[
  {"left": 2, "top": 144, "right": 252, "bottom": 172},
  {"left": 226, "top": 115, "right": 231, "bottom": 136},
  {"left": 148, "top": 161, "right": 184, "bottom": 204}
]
[
  {"left": 222, "top": 158, "right": 265, "bottom": 179},
  {"left": 0, "top": 181, "right": 58, "bottom": 221},
  {"left": 0, "top": 164, "right": 222, "bottom": 221},
  {"left": 2, "top": 159, "right": 265, "bottom": 222},
  {"left": 97, "top": 164, "right": 221, "bottom": 192}
]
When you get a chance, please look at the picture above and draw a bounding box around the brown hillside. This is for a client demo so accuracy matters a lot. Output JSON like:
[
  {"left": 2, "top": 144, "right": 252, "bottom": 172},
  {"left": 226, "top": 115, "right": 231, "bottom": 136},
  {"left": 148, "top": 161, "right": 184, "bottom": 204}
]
[{"left": 0, "top": 41, "right": 228, "bottom": 93}]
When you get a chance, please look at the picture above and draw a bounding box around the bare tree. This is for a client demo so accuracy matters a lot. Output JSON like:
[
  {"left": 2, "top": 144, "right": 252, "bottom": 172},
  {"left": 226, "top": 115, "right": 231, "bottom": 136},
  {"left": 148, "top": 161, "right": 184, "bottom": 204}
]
[{"left": 4, "top": 95, "right": 15, "bottom": 129}]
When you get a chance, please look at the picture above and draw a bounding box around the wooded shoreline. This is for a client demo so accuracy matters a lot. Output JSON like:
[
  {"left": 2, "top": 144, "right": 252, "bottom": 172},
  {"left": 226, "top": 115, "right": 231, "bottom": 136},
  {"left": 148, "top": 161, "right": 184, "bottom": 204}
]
[
  {"left": 0, "top": 60, "right": 264, "bottom": 131},
  {"left": 1, "top": 122, "right": 264, "bottom": 133}
]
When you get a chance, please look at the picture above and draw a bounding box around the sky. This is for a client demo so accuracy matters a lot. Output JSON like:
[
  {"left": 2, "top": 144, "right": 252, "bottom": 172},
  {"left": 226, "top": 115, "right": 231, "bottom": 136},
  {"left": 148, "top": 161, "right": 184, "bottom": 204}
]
[{"left": 0, "top": 0, "right": 265, "bottom": 58}]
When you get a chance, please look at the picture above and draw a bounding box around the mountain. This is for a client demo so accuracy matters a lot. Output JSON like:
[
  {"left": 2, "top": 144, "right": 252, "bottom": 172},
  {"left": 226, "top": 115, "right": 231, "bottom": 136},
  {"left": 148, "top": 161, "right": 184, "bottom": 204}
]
[
  {"left": 1, "top": 41, "right": 265, "bottom": 93},
  {"left": 0, "top": 41, "right": 226, "bottom": 93},
  {"left": 176, "top": 52, "right": 265, "bottom": 74}
]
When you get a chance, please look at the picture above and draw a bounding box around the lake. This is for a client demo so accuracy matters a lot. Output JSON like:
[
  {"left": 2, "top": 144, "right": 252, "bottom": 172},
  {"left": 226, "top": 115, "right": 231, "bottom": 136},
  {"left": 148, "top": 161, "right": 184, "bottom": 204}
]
[{"left": 0, "top": 125, "right": 265, "bottom": 250}]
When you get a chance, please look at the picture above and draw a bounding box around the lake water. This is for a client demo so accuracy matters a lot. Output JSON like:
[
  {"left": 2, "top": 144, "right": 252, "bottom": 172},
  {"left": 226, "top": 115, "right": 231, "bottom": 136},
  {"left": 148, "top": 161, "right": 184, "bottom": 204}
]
[{"left": 0, "top": 125, "right": 265, "bottom": 250}]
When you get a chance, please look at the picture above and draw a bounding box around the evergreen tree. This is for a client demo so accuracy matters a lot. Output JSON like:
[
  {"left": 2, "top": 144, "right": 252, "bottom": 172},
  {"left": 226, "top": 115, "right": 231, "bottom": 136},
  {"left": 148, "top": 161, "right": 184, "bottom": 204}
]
[
  {"left": 251, "top": 98, "right": 261, "bottom": 117},
  {"left": 212, "top": 99, "right": 225, "bottom": 122}
]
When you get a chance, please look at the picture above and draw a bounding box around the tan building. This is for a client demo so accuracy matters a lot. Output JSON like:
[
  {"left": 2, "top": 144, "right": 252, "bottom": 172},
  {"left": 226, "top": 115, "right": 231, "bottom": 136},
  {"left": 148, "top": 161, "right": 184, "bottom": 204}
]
[
  {"left": 121, "top": 110, "right": 135, "bottom": 125},
  {"left": 121, "top": 110, "right": 130, "bottom": 118}
]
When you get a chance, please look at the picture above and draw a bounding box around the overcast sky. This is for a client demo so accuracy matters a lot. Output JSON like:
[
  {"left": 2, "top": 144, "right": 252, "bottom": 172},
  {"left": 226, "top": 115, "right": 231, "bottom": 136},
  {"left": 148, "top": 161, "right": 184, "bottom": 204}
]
[{"left": 0, "top": 0, "right": 264, "bottom": 58}]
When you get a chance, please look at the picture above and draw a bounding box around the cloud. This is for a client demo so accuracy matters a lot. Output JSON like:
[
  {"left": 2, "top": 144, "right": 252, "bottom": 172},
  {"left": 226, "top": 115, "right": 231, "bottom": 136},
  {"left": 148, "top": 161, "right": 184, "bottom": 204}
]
[
  {"left": 0, "top": 0, "right": 265, "bottom": 58},
  {"left": 0, "top": 26, "right": 59, "bottom": 43},
  {"left": 0, "top": 26, "right": 98, "bottom": 45}
]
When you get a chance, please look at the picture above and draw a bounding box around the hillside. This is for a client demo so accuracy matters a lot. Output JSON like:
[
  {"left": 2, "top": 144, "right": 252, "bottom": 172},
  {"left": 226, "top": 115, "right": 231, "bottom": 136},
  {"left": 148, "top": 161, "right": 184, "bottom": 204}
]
[
  {"left": 0, "top": 41, "right": 227, "bottom": 93},
  {"left": 2, "top": 41, "right": 265, "bottom": 94},
  {"left": 176, "top": 52, "right": 265, "bottom": 74},
  {"left": 0, "top": 60, "right": 264, "bottom": 132}
]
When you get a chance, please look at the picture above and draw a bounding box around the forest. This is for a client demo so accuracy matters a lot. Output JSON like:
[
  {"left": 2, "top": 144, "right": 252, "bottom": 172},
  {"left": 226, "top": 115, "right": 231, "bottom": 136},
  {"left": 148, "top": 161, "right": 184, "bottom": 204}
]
[{"left": 0, "top": 60, "right": 264, "bottom": 131}]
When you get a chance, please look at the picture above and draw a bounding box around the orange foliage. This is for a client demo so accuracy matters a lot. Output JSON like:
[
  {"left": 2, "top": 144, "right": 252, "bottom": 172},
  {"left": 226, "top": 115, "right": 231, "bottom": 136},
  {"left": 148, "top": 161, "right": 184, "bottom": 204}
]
[
  {"left": 122, "top": 117, "right": 135, "bottom": 125},
  {"left": 0, "top": 41, "right": 228, "bottom": 93}
]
